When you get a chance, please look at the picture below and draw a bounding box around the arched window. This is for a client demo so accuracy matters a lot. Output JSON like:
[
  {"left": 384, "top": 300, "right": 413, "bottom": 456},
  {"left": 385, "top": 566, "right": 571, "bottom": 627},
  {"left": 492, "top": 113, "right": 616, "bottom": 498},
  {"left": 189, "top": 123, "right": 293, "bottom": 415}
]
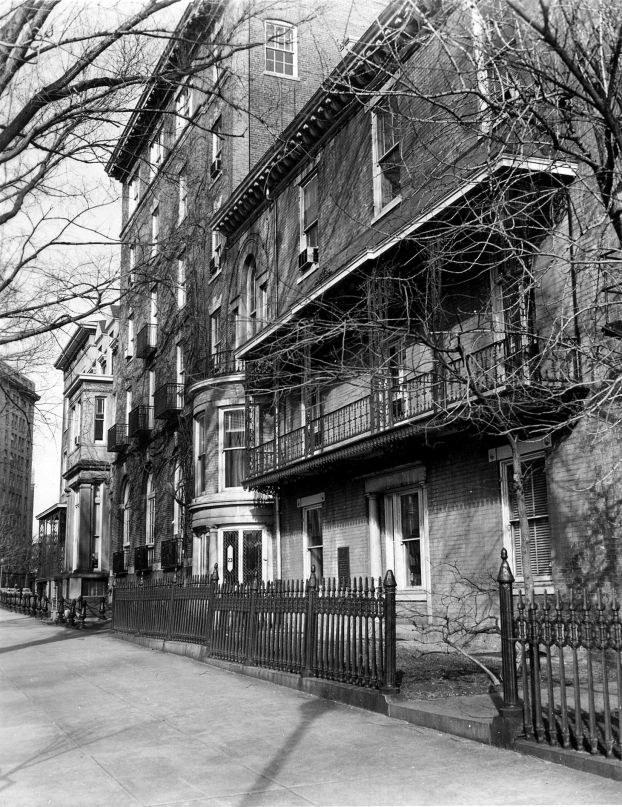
[
  {"left": 122, "top": 481, "right": 131, "bottom": 547},
  {"left": 145, "top": 474, "right": 155, "bottom": 545},
  {"left": 246, "top": 255, "right": 257, "bottom": 336}
]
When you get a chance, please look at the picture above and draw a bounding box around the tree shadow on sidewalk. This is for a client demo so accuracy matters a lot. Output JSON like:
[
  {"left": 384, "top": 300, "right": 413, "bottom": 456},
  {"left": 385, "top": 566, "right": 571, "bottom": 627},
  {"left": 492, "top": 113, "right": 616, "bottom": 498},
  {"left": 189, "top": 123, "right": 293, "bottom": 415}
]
[{"left": 0, "top": 627, "right": 110, "bottom": 655}]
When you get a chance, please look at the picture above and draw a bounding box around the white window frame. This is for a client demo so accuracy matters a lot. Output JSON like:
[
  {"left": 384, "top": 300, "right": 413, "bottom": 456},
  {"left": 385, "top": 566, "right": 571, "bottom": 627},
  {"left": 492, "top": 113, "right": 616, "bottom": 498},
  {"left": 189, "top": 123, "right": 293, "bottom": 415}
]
[
  {"left": 150, "top": 286, "right": 158, "bottom": 328},
  {"left": 94, "top": 396, "right": 106, "bottom": 442},
  {"left": 145, "top": 473, "right": 155, "bottom": 546},
  {"left": 300, "top": 172, "right": 319, "bottom": 252},
  {"left": 172, "top": 463, "right": 183, "bottom": 538},
  {"left": 149, "top": 125, "right": 164, "bottom": 180},
  {"left": 177, "top": 253, "right": 186, "bottom": 308},
  {"left": 93, "top": 483, "right": 101, "bottom": 570},
  {"left": 210, "top": 306, "right": 222, "bottom": 355},
  {"left": 151, "top": 205, "right": 159, "bottom": 257},
  {"left": 195, "top": 412, "right": 207, "bottom": 495},
  {"left": 264, "top": 20, "right": 297, "bottom": 79},
  {"left": 128, "top": 169, "right": 140, "bottom": 217},
  {"left": 122, "top": 481, "right": 131, "bottom": 548},
  {"left": 384, "top": 485, "right": 430, "bottom": 598},
  {"left": 211, "top": 229, "right": 224, "bottom": 276},
  {"left": 371, "top": 98, "right": 402, "bottom": 217},
  {"left": 175, "top": 84, "right": 191, "bottom": 138},
  {"left": 220, "top": 407, "right": 245, "bottom": 490},
  {"left": 126, "top": 313, "right": 134, "bottom": 359},
  {"left": 217, "top": 527, "right": 269, "bottom": 585},
  {"left": 178, "top": 168, "right": 187, "bottom": 223},
  {"left": 211, "top": 116, "right": 222, "bottom": 177},
  {"left": 501, "top": 453, "right": 552, "bottom": 585},
  {"left": 128, "top": 243, "right": 136, "bottom": 285},
  {"left": 302, "top": 504, "right": 323, "bottom": 579}
]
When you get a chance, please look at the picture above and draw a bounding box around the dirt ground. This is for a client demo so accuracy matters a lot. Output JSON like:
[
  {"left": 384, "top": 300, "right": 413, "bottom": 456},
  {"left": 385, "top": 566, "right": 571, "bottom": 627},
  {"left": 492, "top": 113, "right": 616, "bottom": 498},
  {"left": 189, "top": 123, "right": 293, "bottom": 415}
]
[{"left": 396, "top": 643, "right": 503, "bottom": 700}]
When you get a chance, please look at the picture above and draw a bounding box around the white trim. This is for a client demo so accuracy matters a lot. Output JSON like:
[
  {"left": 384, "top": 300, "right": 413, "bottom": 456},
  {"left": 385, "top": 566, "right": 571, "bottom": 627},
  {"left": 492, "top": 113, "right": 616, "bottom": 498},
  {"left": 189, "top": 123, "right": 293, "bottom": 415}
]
[
  {"left": 236, "top": 155, "right": 578, "bottom": 358},
  {"left": 297, "top": 492, "right": 325, "bottom": 508},
  {"left": 264, "top": 19, "right": 298, "bottom": 79},
  {"left": 302, "top": 504, "right": 323, "bottom": 579}
]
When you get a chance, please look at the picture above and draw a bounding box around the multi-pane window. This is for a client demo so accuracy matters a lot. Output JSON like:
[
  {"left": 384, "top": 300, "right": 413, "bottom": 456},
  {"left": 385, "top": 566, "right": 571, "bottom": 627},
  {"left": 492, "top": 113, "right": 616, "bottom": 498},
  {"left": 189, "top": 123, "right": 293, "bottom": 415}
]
[
  {"left": 303, "top": 505, "right": 323, "bottom": 579},
  {"left": 150, "top": 287, "right": 158, "bottom": 329},
  {"left": 127, "top": 314, "right": 134, "bottom": 358},
  {"left": 265, "top": 21, "right": 296, "bottom": 77},
  {"left": 177, "top": 254, "right": 186, "bottom": 308},
  {"left": 149, "top": 126, "right": 163, "bottom": 179},
  {"left": 93, "top": 484, "right": 101, "bottom": 569},
  {"left": 145, "top": 474, "right": 155, "bottom": 545},
  {"left": 246, "top": 258, "right": 257, "bottom": 335},
  {"left": 301, "top": 173, "right": 318, "bottom": 252},
  {"left": 178, "top": 169, "right": 187, "bottom": 223},
  {"left": 211, "top": 229, "right": 224, "bottom": 274},
  {"left": 196, "top": 413, "right": 206, "bottom": 494},
  {"left": 211, "top": 116, "right": 223, "bottom": 177},
  {"left": 210, "top": 307, "right": 222, "bottom": 355},
  {"left": 128, "top": 170, "right": 139, "bottom": 217},
  {"left": 229, "top": 298, "right": 243, "bottom": 349},
  {"left": 222, "top": 408, "right": 245, "bottom": 488},
  {"left": 176, "top": 345, "right": 185, "bottom": 408},
  {"left": 128, "top": 244, "right": 136, "bottom": 285},
  {"left": 173, "top": 464, "right": 182, "bottom": 537},
  {"left": 122, "top": 482, "right": 131, "bottom": 547},
  {"left": 151, "top": 205, "right": 159, "bottom": 256},
  {"left": 94, "top": 396, "right": 105, "bottom": 441},
  {"left": 373, "top": 98, "right": 401, "bottom": 214},
  {"left": 400, "top": 492, "right": 422, "bottom": 587},
  {"left": 175, "top": 85, "right": 190, "bottom": 137},
  {"left": 504, "top": 456, "right": 552, "bottom": 579},
  {"left": 385, "top": 487, "right": 427, "bottom": 591}
]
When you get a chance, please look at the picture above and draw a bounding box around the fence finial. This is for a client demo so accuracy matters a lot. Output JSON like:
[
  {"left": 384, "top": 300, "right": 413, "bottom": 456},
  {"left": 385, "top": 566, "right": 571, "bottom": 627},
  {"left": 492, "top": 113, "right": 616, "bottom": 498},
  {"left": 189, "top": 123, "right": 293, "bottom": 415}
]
[
  {"left": 307, "top": 565, "right": 317, "bottom": 592},
  {"left": 383, "top": 569, "right": 396, "bottom": 589},
  {"left": 497, "top": 547, "right": 514, "bottom": 584}
]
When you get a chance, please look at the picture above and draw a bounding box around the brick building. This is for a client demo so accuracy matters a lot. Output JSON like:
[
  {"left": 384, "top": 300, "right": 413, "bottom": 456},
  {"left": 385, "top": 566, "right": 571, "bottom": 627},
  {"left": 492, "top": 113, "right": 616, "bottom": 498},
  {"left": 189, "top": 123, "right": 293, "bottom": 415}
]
[
  {"left": 105, "top": 0, "right": 384, "bottom": 580},
  {"left": 36, "top": 313, "right": 117, "bottom": 607},
  {"left": 0, "top": 362, "right": 38, "bottom": 587}
]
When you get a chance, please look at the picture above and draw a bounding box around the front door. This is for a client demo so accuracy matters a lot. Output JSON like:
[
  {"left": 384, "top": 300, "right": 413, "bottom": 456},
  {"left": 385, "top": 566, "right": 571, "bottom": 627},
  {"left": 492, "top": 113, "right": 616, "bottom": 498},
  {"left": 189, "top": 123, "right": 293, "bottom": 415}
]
[{"left": 222, "top": 529, "right": 264, "bottom": 584}]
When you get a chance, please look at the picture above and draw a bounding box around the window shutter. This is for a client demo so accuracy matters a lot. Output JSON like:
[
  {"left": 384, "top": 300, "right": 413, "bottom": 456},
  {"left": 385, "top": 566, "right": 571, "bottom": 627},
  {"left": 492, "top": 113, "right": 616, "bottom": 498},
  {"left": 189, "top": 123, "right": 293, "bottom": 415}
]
[{"left": 507, "top": 457, "right": 551, "bottom": 578}]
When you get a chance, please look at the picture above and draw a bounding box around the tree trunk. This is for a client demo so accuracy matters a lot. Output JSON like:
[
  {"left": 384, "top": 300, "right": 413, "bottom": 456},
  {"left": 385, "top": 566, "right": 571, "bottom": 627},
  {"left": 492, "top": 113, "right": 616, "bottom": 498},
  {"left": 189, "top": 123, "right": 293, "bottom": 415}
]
[{"left": 509, "top": 435, "right": 534, "bottom": 598}]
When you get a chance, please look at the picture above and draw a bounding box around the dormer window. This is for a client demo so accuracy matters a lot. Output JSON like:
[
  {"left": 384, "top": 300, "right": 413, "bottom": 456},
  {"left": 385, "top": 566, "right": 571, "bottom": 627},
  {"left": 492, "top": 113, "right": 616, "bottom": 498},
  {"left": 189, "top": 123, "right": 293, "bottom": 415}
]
[{"left": 265, "top": 21, "right": 296, "bottom": 78}]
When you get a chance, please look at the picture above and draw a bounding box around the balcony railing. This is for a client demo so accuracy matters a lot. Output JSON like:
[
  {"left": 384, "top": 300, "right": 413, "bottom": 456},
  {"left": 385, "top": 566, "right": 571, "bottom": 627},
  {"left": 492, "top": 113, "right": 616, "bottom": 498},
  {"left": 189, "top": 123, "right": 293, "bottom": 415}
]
[
  {"left": 136, "top": 324, "right": 157, "bottom": 359},
  {"left": 134, "top": 544, "right": 154, "bottom": 573},
  {"left": 128, "top": 405, "right": 154, "bottom": 438},
  {"left": 154, "top": 383, "right": 184, "bottom": 420},
  {"left": 247, "top": 339, "right": 579, "bottom": 479},
  {"left": 107, "top": 423, "right": 129, "bottom": 452},
  {"left": 192, "top": 349, "right": 244, "bottom": 381}
]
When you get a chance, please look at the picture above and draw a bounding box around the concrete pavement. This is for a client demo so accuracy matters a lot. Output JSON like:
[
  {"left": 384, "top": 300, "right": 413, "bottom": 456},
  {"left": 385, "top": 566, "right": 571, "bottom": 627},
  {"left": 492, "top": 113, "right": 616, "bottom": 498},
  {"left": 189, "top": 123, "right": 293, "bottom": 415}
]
[{"left": 1, "top": 610, "right": 621, "bottom": 807}]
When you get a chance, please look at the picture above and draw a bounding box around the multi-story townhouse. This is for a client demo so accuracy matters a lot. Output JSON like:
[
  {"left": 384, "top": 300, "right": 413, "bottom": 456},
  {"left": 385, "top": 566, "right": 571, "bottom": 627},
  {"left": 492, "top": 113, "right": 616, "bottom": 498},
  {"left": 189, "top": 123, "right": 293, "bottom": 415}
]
[
  {"left": 36, "top": 314, "right": 118, "bottom": 607},
  {"left": 105, "top": 0, "right": 385, "bottom": 580},
  {"left": 0, "top": 362, "right": 38, "bottom": 587},
  {"left": 202, "top": 0, "right": 622, "bottom": 623}
]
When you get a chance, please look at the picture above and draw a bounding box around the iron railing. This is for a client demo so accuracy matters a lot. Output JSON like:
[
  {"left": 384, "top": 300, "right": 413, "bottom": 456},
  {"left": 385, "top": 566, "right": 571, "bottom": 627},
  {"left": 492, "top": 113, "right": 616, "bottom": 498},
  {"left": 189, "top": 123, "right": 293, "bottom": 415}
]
[
  {"left": 112, "top": 568, "right": 398, "bottom": 691},
  {"left": 0, "top": 589, "right": 108, "bottom": 627},
  {"left": 160, "top": 537, "right": 183, "bottom": 571},
  {"left": 154, "top": 383, "right": 184, "bottom": 420},
  {"left": 107, "top": 423, "right": 129, "bottom": 452},
  {"left": 128, "top": 405, "right": 153, "bottom": 438},
  {"left": 134, "top": 544, "right": 154, "bottom": 573},
  {"left": 136, "top": 324, "right": 157, "bottom": 359},
  {"left": 497, "top": 550, "right": 622, "bottom": 762},
  {"left": 192, "top": 350, "right": 244, "bottom": 381},
  {"left": 247, "top": 339, "right": 579, "bottom": 478},
  {"left": 112, "top": 549, "right": 128, "bottom": 575}
]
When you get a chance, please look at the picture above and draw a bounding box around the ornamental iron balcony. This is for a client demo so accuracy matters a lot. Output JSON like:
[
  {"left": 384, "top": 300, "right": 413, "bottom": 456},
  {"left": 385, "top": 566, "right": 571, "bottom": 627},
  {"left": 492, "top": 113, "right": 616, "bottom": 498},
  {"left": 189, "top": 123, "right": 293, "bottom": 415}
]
[
  {"left": 246, "top": 338, "right": 580, "bottom": 480},
  {"left": 160, "top": 537, "right": 183, "bottom": 571},
  {"left": 193, "top": 349, "right": 243, "bottom": 381},
  {"left": 154, "top": 383, "right": 184, "bottom": 420},
  {"left": 134, "top": 544, "right": 154, "bottom": 573},
  {"left": 107, "top": 423, "right": 129, "bottom": 452},
  {"left": 128, "top": 405, "right": 153, "bottom": 438},
  {"left": 136, "top": 324, "right": 157, "bottom": 359}
]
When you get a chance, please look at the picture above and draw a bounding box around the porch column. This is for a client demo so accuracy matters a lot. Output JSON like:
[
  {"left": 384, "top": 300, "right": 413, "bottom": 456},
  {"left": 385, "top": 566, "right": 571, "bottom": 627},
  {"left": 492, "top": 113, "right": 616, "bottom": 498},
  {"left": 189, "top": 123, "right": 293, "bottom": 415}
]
[
  {"left": 209, "top": 528, "right": 219, "bottom": 576},
  {"left": 367, "top": 493, "right": 382, "bottom": 580}
]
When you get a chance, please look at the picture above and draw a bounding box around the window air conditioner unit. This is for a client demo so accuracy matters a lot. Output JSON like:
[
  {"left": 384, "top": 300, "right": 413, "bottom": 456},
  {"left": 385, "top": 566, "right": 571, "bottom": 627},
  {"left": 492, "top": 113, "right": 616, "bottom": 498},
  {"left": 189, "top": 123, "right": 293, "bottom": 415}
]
[
  {"left": 210, "top": 157, "right": 222, "bottom": 178},
  {"left": 298, "top": 246, "right": 319, "bottom": 271}
]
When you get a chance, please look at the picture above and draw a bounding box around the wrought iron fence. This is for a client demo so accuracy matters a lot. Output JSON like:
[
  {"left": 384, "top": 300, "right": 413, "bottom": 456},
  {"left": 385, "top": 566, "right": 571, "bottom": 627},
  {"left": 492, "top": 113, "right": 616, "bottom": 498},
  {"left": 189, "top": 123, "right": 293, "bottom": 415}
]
[
  {"left": 0, "top": 589, "right": 108, "bottom": 627},
  {"left": 497, "top": 549, "right": 622, "bottom": 762},
  {"left": 112, "top": 568, "right": 398, "bottom": 691}
]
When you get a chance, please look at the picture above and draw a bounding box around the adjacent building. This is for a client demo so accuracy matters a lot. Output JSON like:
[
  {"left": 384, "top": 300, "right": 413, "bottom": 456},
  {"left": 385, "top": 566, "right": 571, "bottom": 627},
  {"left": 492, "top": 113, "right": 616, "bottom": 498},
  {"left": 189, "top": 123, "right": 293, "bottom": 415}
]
[{"left": 0, "top": 362, "right": 38, "bottom": 587}]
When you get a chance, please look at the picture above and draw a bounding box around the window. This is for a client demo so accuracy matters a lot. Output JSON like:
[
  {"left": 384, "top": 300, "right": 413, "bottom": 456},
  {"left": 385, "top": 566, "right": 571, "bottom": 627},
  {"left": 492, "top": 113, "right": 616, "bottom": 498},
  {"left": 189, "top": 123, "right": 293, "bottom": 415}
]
[
  {"left": 176, "top": 345, "right": 185, "bottom": 408},
  {"left": 173, "top": 464, "right": 183, "bottom": 537},
  {"left": 94, "top": 397, "right": 105, "bottom": 442},
  {"left": 149, "top": 126, "right": 163, "bottom": 179},
  {"left": 150, "top": 287, "right": 158, "bottom": 329},
  {"left": 71, "top": 400, "right": 81, "bottom": 446},
  {"left": 222, "top": 408, "right": 245, "bottom": 488},
  {"left": 175, "top": 85, "right": 191, "bottom": 137},
  {"left": 503, "top": 456, "right": 552, "bottom": 579},
  {"left": 151, "top": 205, "right": 159, "bottom": 256},
  {"left": 128, "top": 170, "right": 140, "bottom": 217},
  {"left": 126, "top": 314, "right": 134, "bottom": 358},
  {"left": 148, "top": 369, "right": 156, "bottom": 412},
  {"left": 122, "top": 481, "right": 131, "bottom": 547},
  {"left": 246, "top": 257, "right": 258, "bottom": 335},
  {"left": 303, "top": 505, "right": 323, "bottom": 579},
  {"left": 300, "top": 173, "right": 318, "bottom": 270},
  {"left": 178, "top": 169, "right": 187, "bottom": 223},
  {"left": 210, "top": 307, "right": 222, "bottom": 355},
  {"left": 93, "top": 484, "right": 101, "bottom": 569},
  {"left": 128, "top": 244, "right": 136, "bottom": 285},
  {"left": 384, "top": 487, "right": 428, "bottom": 592},
  {"left": 146, "top": 473, "right": 155, "bottom": 545},
  {"left": 230, "top": 298, "right": 243, "bottom": 349},
  {"left": 372, "top": 98, "right": 401, "bottom": 214},
  {"left": 196, "top": 413, "right": 206, "bottom": 494},
  {"left": 389, "top": 342, "right": 407, "bottom": 421},
  {"left": 211, "top": 116, "right": 222, "bottom": 177},
  {"left": 125, "top": 388, "right": 132, "bottom": 423},
  {"left": 265, "top": 21, "right": 297, "bottom": 77},
  {"left": 177, "top": 254, "right": 186, "bottom": 308},
  {"left": 222, "top": 529, "right": 263, "bottom": 585},
  {"left": 210, "top": 229, "right": 224, "bottom": 275}
]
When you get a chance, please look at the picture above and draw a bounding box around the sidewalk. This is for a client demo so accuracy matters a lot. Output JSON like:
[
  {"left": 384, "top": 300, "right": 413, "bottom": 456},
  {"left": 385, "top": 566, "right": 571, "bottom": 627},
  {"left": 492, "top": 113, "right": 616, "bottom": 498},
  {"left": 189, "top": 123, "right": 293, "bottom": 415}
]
[{"left": 1, "top": 609, "right": 622, "bottom": 806}]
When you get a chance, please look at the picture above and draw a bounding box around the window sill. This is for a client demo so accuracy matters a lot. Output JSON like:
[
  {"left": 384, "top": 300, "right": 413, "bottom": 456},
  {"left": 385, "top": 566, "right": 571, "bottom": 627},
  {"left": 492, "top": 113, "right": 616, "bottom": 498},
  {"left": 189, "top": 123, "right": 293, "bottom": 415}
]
[
  {"left": 297, "top": 264, "right": 319, "bottom": 284},
  {"left": 263, "top": 70, "right": 299, "bottom": 81},
  {"left": 371, "top": 195, "right": 402, "bottom": 225}
]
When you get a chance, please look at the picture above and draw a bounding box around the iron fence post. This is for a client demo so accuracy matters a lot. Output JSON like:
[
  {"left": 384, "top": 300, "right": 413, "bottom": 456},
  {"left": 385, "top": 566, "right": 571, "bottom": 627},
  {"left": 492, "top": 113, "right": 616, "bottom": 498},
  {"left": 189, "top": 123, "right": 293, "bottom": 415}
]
[
  {"left": 382, "top": 570, "right": 398, "bottom": 692},
  {"left": 304, "top": 566, "right": 317, "bottom": 677},
  {"left": 497, "top": 548, "right": 522, "bottom": 717},
  {"left": 246, "top": 575, "right": 259, "bottom": 664}
]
